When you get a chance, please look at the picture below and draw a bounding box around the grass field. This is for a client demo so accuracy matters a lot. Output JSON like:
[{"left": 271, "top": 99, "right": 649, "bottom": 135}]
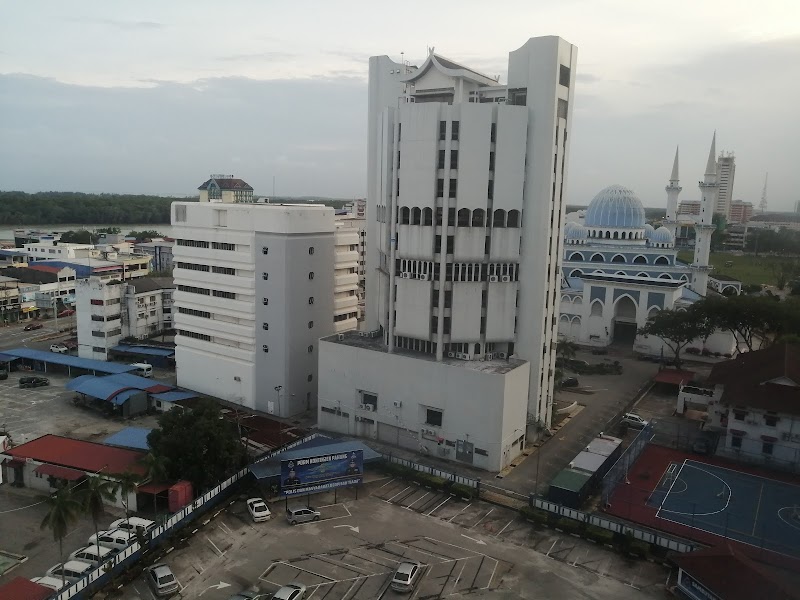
[{"left": 676, "top": 251, "right": 790, "bottom": 286}]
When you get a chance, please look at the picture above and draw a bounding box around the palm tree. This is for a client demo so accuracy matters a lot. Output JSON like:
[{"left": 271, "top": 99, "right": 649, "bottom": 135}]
[
  {"left": 40, "top": 486, "right": 82, "bottom": 587},
  {"left": 114, "top": 471, "right": 141, "bottom": 530},
  {"left": 75, "top": 476, "right": 118, "bottom": 551}
]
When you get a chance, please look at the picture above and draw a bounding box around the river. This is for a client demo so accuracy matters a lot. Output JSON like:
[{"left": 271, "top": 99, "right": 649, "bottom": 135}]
[{"left": 0, "top": 224, "right": 174, "bottom": 243}]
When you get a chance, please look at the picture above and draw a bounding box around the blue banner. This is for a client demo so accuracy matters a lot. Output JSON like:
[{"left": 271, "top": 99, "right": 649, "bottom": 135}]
[{"left": 280, "top": 450, "right": 363, "bottom": 497}]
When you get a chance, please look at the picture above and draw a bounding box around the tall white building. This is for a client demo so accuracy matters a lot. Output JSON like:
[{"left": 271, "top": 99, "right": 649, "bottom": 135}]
[
  {"left": 171, "top": 198, "right": 347, "bottom": 417},
  {"left": 714, "top": 152, "right": 735, "bottom": 218},
  {"left": 318, "top": 37, "right": 577, "bottom": 471},
  {"left": 334, "top": 216, "right": 366, "bottom": 326}
]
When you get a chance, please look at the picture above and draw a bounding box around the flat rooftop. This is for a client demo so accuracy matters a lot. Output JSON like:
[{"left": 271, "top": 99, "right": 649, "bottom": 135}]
[{"left": 322, "top": 331, "right": 527, "bottom": 375}]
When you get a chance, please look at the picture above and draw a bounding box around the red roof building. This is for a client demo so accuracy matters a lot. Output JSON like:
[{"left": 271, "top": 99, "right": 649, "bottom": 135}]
[{"left": 0, "top": 577, "right": 55, "bottom": 600}]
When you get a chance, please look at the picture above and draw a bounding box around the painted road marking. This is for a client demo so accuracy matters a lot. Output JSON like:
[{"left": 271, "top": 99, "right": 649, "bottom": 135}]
[
  {"left": 448, "top": 503, "right": 471, "bottom": 522},
  {"left": 426, "top": 497, "right": 450, "bottom": 516},
  {"left": 470, "top": 508, "right": 494, "bottom": 529}
]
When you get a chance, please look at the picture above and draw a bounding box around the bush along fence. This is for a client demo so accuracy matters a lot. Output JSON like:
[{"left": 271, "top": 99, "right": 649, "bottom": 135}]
[
  {"left": 525, "top": 497, "right": 698, "bottom": 558},
  {"left": 380, "top": 454, "right": 478, "bottom": 500},
  {"left": 55, "top": 434, "right": 321, "bottom": 600}
]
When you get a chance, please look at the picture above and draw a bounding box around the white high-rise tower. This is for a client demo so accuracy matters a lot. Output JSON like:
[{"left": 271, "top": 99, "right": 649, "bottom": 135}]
[
  {"left": 664, "top": 147, "right": 681, "bottom": 239},
  {"left": 318, "top": 37, "right": 578, "bottom": 471},
  {"left": 690, "top": 133, "right": 716, "bottom": 294}
]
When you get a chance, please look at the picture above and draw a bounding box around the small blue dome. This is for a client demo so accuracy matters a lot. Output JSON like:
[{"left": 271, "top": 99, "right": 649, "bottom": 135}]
[
  {"left": 651, "top": 226, "right": 673, "bottom": 245},
  {"left": 566, "top": 223, "right": 588, "bottom": 240},
  {"left": 585, "top": 185, "right": 646, "bottom": 228},
  {"left": 643, "top": 223, "right": 655, "bottom": 239}
]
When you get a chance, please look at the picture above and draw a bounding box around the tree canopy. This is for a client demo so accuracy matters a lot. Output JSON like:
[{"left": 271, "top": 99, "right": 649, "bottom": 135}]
[
  {"left": 147, "top": 398, "right": 243, "bottom": 492},
  {"left": 638, "top": 305, "right": 715, "bottom": 368},
  {"left": 700, "top": 295, "right": 800, "bottom": 352}
]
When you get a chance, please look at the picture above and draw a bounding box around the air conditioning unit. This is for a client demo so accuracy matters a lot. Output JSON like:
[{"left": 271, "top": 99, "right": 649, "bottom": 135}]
[
  {"left": 501, "top": 276, "right": 511, "bottom": 282},
  {"left": 455, "top": 353, "right": 465, "bottom": 359},
  {"left": 497, "top": 352, "right": 507, "bottom": 359},
  {"left": 359, "top": 331, "right": 367, "bottom": 337},
  {"left": 489, "top": 275, "right": 499, "bottom": 282},
  {"left": 447, "top": 352, "right": 456, "bottom": 358},
  {"left": 419, "top": 273, "right": 430, "bottom": 281},
  {"left": 393, "top": 401, "right": 402, "bottom": 408},
  {"left": 233, "top": 376, "right": 241, "bottom": 382},
  {"left": 337, "top": 333, "right": 345, "bottom": 341},
  {"left": 463, "top": 354, "right": 473, "bottom": 360},
  {"left": 358, "top": 404, "right": 368, "bottom": 410},
  {"left": 400, "top": 272, "right": 411, "bottom": 279},
  {"left": 363, "top": 404, "right": 374, "bottom": 412},
  {"left": 370, "top": 330, "right": 381, "bottom": 338}
]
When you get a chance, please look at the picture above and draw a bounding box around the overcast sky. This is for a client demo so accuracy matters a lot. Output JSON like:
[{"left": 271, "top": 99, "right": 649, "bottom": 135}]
[{"left": 1, "top": 1, "right": 798, "bottom": 211}]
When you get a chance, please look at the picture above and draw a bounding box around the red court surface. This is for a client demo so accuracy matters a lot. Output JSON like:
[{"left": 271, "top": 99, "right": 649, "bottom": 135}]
[{"left": 604, "top": 444, "right": 800, "bottom": 569}]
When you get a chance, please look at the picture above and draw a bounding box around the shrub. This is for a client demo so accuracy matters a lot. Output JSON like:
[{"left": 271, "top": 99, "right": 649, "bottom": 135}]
[
  {"left": 450, "top": 483, "right": 475, "bottom": 500},
  {"left": 685, "top": 347, "right": 701, "bottom": 355},
  {"left": 554, "top": 517, "right": 582, "bottom": 534},
  {"left": 713, "top": 351, "right": 721, "bottom": 357},
  {"left": 723, "top": 353, "right": 732, "bottom": 358},
  {"left": 519, "top": 506, "right": 549, "bottom": 524},
  {"left": 585, "top": 525, "right": 615, "bottom": 544},
  {"left": 701, "top": 348, "right": 712, "bottom": 356}
]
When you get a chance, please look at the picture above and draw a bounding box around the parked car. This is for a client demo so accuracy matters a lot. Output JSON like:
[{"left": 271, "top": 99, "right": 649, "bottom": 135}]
[
  {"left": 144, "top": 563, "right": 180, "bottom": 597},
  {"left": 229, "top": 592, "right": 263, "bottom": 600},
  {"left": 45, "top": 560, "right": 94, "bottom": 584},
  {"left": 391, "top": 560, "right": 424, "bottom": 592},
  {"left": 64, "top": 340, "right": 79, "bottom": 350},
  {"left": 620, "top": 413, "right": 649, "bottom": 430},
  {"left": 69, "top": 544, "right": 118, "bottom": 566},
  {"left": 19, "top": 376, "right": 49, "bottom": 388},
  {"left": 88, "top": 529, "right": 135, "bottom": 551},
  {"left": 110, "top": 516, "right": 156, "bottom": 533},
  {"left": 23, "top": 323, "right": 43, "bottom": 331},
  {"left": 57, "top": 309, "right": 75, "bottom": 317},
  {"left": 286, "top": 506, "right": 320, "bottom": 525},
  {"left": 271, "top": 583, "right": 306, "bottom": 600},
  {"left": 49, "top": 343, "right": 69, "bottom": 354},
  {"left": 247, "top": 498, "right": 271, "bottom": 522},
  {"left": 30, "top": 576, "right": 69, "bottom": 592},
  {"left": 560, "top": 377, "right": 579, "bottom": 388}
]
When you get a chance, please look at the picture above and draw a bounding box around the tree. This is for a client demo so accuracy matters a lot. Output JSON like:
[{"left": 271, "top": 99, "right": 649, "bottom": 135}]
[
  {"left": 700, "top": 295, "right": 793, "bottom": 353},
  {"left": 637, "top": 306, "right": 714, "bottom": 369},
  {"left": 115, "top": 471, "right": 141, "bottom": 530},
  {"left": 141, "top": 453, "right": 170, "bottom": 517},
  {"left": 556, "top": 340, "right": 578, "bottom": 361},
  {"left": 75, "top": 476, "right": 118, "bottom": 551},
  {"left": 147, "top": 398, "right": 243, "bottom": 492},
  {"left": 40, "top": 487, "right": 82, "bottom": 587},
  {"left": 59, "top": 229, "right": 95, "bottom": 244},
  {"left": 127, "top": 230, "right": 166, "bottom": 241}
]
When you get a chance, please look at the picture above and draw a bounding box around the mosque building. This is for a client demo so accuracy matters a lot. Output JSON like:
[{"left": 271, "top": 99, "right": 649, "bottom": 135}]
[{"left": 558, "top": 134, "right": 737, "bottom": 355}]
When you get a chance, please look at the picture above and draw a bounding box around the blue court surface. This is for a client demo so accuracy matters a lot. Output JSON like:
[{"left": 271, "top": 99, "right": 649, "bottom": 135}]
[{"left": 648, "top": 460, "right": 800, "bottom": 558}]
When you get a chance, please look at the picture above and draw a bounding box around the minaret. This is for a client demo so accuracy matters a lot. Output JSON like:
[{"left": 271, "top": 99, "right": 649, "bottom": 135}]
[
  {"left": 664, "top": 146, "right": 681, "bottom": 239},
  {"left": 690, "top": 132, "right": 717, "bottom": 294}
]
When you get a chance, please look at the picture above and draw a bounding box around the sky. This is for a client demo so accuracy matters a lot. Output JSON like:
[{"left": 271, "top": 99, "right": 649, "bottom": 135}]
[{"left": 1, "top": 0, "right": 798, "bottom": 211}]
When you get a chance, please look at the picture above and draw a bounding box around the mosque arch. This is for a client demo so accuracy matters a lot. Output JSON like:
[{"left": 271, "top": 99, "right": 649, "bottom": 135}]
[
  {"left": 613, "top": 231, "right": 619, "bottom": 240},
  {"left": 612, "top": 295, "right": 639, "bottom": 343},
  {"left": 422, "top": 207, "right": 433, "bottom": 226},
  {"left": 411, "top": 207, "right": 421, "bottom": 225},
  {"left": 722, "top": 285, "right": 738, "bottom": 295},
  {"left": 611, "top": 254, "right": 626, "bottom": 263},
  {"left": 507, "top": 210, "right": 520, "bottom": 227},
  {"left": 471, "top": 209, "right": 485, "bottom": 227},
  {"left": 636, "top": 272, "right": 648, "bottom": 278},
  {"left": 654, "top": 255, "right": 669, "bottom": 265},
  {"left": 605, "top": 231, "right": 611, "bottom": 239},
  {"left": 633, "top": 255, "right": 647, "bottom": 264},
  {"left": 680, "top": 274, "right": 689, "bottom": 282},
  {"left": 493, "top": 209, "right": 506, "bottom": 228},
  {"left": 590, "top": 300, "right": 603, "bottom": 317},
  {"left": 590, "top": 253, "right": 604, "bottom": 262},
  {"left": 457, "top": 208, "right": 470, "bottom": 227},
  {"left": 569, "top": 252, "right": 585, "bottom": 261},
  {"left": 658, "top": 273, "right": 672, "bottom": 279},
  {"left": 572, "top": 296, "right": 582, "bottom": 305},
  {"left": 647, "top": 307, "right": 660, "bottom": 320},
  {"left": 615, "top": 271, "right": 626, "bottom": 276},
  {"left": 400, "top": 207, "right": 410, "bottom": 225},
  {"left": 569, "top": 269, "right": 584, "bottom": 277}
]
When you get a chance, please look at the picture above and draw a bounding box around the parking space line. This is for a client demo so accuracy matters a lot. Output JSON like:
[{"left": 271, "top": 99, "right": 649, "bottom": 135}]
[
  {"left": 278, "top": 561, "right": 335, "bottom": 581},
  {"left": 495, "top": 518, "right": 515, "bottom": 537},
  {"left": 546, "top": 539, "right": 558, "bottom": 557},
  {"left": 218, "top": 522, "right": 233, "bottom": 536},
  {"left": 388, "top": 486, "right": 411, "bottom": 502},
  {"left": 426, "top": 497, "right": 450, "bottom": 516},
  {"left": 376, "top": 478, "right": 395, "bottom": 490},
  {"left": 484, "top": 558, "right": 499, "bottom": 590},
  {"left": 388, "top": 540, "right": 452, "bottom": 560},
  {"left": 470, "top": 508, "right": 494, "bottom": 529},
  {"left": 448, "top": 503, "right": 471, "bottom": 522},
  {"left": 422, "top": 536, "right": 484, "bottom": 557},
  {"left": 452, "top": 560, "right": 466, "bottom": 593},
  {"left": 205, "top": 535, "right": 225, "bottom": 556},
  {"left": 405, "top": 491, "right": 430, "bottom": 510}
]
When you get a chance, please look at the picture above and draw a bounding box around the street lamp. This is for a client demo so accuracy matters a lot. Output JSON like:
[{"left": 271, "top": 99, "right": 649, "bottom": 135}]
[{"left": 274, "top": 386, "right": 283, "bottom": 447}]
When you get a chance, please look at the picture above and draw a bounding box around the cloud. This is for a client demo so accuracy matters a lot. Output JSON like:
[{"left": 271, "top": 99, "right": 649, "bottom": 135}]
[
  {"left": 576, "top": 73, "right": 602, "bottom": 84},
  {"left": 64, "top": 16, "right": 166, "bottom": 31},
  {"left": 216, "top": 52, "right": 296, "bottom": 63}
]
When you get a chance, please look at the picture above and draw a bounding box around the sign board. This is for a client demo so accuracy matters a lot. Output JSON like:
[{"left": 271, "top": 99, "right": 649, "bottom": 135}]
[{"left": 280, "top": 450, "right": 363, "bottom": 497}]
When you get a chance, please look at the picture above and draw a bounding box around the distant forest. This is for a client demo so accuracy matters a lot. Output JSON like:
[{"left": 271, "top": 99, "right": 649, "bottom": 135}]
[{"left": 0, "top": 191, "right": 355, "bottom": 225}]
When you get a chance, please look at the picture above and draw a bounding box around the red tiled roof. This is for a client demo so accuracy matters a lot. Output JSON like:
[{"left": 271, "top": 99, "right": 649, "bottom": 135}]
[
  {"left": 6, "top": 434, "right": 146, "bottom": 476},
  {"left": 0, "top": 577, "right": 53, "bottom": 600},
  {"left": 34, "top": 463, "right": 86, "bottom": 481},
  {"left": 653, "top": 369, "right": 695, "bottom": 385},
  {"left": 26, "top": 264, "right": 61, "bottom": 274},
  {"left": 707, "top": 343, "right": 800, "bottom": 415},
  {"left": 672, "top": 544, "right": 800, "bottom": 600},
  {"left": 198, "top": 177, "right": 253, "bottom": 191}
]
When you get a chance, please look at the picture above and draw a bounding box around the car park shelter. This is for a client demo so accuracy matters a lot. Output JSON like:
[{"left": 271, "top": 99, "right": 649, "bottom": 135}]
[
  {"left": 103, "top": 427, "right": 153, "bottom": 451},
  {"left": 0, "top": 576, "right": 53, "bottom": 600},
  {"left": 0, "top": 434, "right": 146, "bottom": 510},
  {"left": 249, "top": 436, "right": 382, "bottom": 483},
  {"left": 66, "top": 373, "right": 180, "bottom": 417},
  {"left": 1, "top": 347, "right": 138, "bottom": 376},
  {"left": 110, "top": 344, "right": 175, "bottom": 368}
]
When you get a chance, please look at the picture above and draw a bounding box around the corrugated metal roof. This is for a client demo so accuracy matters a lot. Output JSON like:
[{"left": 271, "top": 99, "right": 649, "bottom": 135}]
[
  {"left": 66, "top": 373, "right": 172, "bottom": 400},
  {"left": 1, "top": 348, "right": 138, "bottom": 374},
  {"left": 570, "top": 451, "right": 607, "bottom": 475},
  {"left": 6, "top": 434, "right": 146, "bottom": 475},
  {"left": 549, "top": 468, "right": 592, "bottom": 493},
  {"left": 103, "top": 427, "right": 152, "bottom": 451},
  {"left": 151, "top": 390, "right": 197, "bottom": 402},
  {"left": 104, "top": 372, "right": 172, "bottom": 393},
  {"left": 0, "top": 352, "right": 17, "bottom": 363},
  {"left": 112, "top": 344, "right": 175, "bottom": 357},
  {"left": 111, "top": 388, "right": 142, "bottom": 406},
  {"left": 249, "top": 437, "right": 382, "bottom": 480}
]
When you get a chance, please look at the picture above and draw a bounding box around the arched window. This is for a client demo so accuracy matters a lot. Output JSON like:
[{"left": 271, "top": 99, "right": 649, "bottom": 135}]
[
  {"left": 569, "top": 269, "right": 583, "bottom": 277},
  {"left": 680, "top": 275, "right": 689, "bottom": 282},
  {"left": 613, "top": 231, "right": 619, "bottom": 239},
  {"left": 411, "top": 207, "right": 421, "bottom": 225},
  {"left": 612, "top": 254, "right": 625, "bottom": 263},
  {"left": 400, "top": 207, "right": 410, "bottom": 225},
  {"left": 507, "top": 210, "right": 520, "bottom": 227},
  {"left": 493, "top": 209, "right": 506, "bottom": 228},
  {"left": 590, "top": 253, "right": 604, "bottom": 262},
  {"left": 569, "top": 252, "right": 584, "bottom": 261},
  {"left": 590, "top": 301, "right": 603, "bottom": 317},
  {"left": 648, "top": 307, "right": 660, "bottom": 320},
  {"left": 475, "top": 343, "right": 481, "bottom": 354},
  {"left": 658, "top": 273, "right": 672, "bottom": 279},
  {"left": 605, "top": 231, "right": 611, "bottom": 239},
  {"left": 422, "top": 207, "right": 433, "bottom": 226},
  {"left": 654, "top": 256, "right": 669, "bottom": 265},
  {"left": 472, "top": 209, "right": 485, "bottom": 227},
  {"left": 616, "top": 271, "right": 626, "bottom": 275},
  {"left": 457, "top": 208, "right": 470, "bottom": 227},
  {"left": 636, "top": 272, "right": 648, "bottom": 278},
  {"left": 633, "top": 255, "right": 647, "bottom": 264}
]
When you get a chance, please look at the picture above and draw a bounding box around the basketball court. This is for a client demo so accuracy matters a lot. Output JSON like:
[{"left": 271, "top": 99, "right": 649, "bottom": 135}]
[{"left": 648, "top": 459, "right": 800, "bottom": 558}]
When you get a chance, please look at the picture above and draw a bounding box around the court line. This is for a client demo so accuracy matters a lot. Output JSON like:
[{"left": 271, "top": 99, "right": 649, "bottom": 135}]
[
  {"left": 658, "top": 463, "right": 732, "bottom": 517},
  {"left": 656, "top": 459, "right": 687, "bottom": 519},
  {"left": 685, "top": 459, "right": 800, "bottom": 489},
  {"left": 752, "top": 484, "right": 764, "bottom": 536}
]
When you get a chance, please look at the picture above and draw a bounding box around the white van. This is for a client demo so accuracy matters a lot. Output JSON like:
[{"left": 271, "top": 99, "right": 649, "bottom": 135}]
[
  {"left": 46, "top": 560, "right": 94, "bottom": 583},
  {"left": 88, "top": 529, "right": 135, "bottom": 551},
  {"left": 110, "top": 516, "right": 155, "bottom": 533},
  {"left": 69, "top": 544, "right": 117, "bottom": 566},
  {"left": 130, "top": 363, "right": 153, "bottom": 378}
]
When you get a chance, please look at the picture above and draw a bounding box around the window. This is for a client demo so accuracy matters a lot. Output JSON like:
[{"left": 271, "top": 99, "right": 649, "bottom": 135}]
[
  {"left": 446, "top": 235, "right": 454, "bottom": 254},
  {"left": 308, "top": 247, "right": 315, "bottom": 255},
  {"left": 178, "top": 307, "right": 210, "bottom": 318},
  {"left": 490, "top": 123, "right": 496, "bottom": 143},
  {"left": 762, "top": 441, "right": 774, "bottom": 455},
  {"left": 177, "top": 285, "right": 210, "bottom": 296},
  {"left": 733, "top": 410, "right": 746, "bottom": 422},
  {"left": 212, "top": 242, "right": 235, "bottom": 251},
  {"left": 212, "top": 290, "right": 236, "bottom": 299},
  {"left": 263, "top": 298, "right": 269, "bottom": 305},
  {"left": 263, "top": 323, "right": 269, "bottom": 330},
  {"left": 212, "top": 266, "right": 236, "bottom": 275},
  {"left": 175, "top": 205, "right": 187, "bottom": 222},
  {"left": 308, "top": 297, "right": 314, "bottom": 305},
  {"left": 263, "top": 272, "right": 269, "bottom": 280},
  {"left": 764, "top": 414, "right": 778, "bottom": 427},
  {"left": 178, "top": 329, "right": 211, "bottom": 341},
  {"left": 307, "top": 374, "right": 313, "bottom": 382},
  {"left": 262, "top": 345, "right": 269, "bottom": 353},
  {"left": 436, "top": 178, "right": 444, "bottom": 198},
  {"left": 425, "top": 408, "right": 443, "bottom": 427},
  {"left": 559, "top": 64, "right": 571, "bottom": 87},
  {"left": 262, "top": 246, "right": 269, "bottom": 255},
  {"left": 176, "top": 262, "right": 210, "bottom": 272},
  {"left": 438, "top": 149, "right": 445, "bottom": 169},
  {"left": 308, "top": 272, "right": 314, "bottom": 280},
  {"left": 439, "top": 120, "right": 446, "bottom": 141},
  {"left": 308, "top": 321, "right": 314, "bottom": 329},
  {"left": 449, "top": 178, "right": 457, "bottom": 198},
  {"left": 557, "top": 98, "right": 569, "bottom": 119},
  {"left": 451, "top": 121, "right": 459, "bottom": 141},
  {"left": 488, "top": 180, "right": 494, "bottom": 200},
  {"left": 308, "top": 345, "right": 313, "bottom": 353},
  {"left": 489, "top": 151, "right": 495, "bottom": 172},
  {"left": 450, "top": 150, "right": 458, "bottom": 170},
  {"left": 90, "top": 299, "right": 104, "bottom": 306},
  {"left": 176, "top": 239, "right": 210, "bottom": 248},
  {"left": 731, "top": 435, "right": 742, "bottom": 449}
]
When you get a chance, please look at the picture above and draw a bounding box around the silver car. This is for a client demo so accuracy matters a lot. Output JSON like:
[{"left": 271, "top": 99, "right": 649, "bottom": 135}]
[
  {"left": 145, "top": 563, "right": 180, "bottom": 597},
  {"left": 271, "top": 583, "right": 306, "bottom": 600},
  {"left": 391, "top": 560, "right": 423, "bottom": 592},
  {"left": 286, "top": 506, "right": 320, "bottom": 525},
  {"left": 621, "top": 412, "right": 649, "bottom": 429}
]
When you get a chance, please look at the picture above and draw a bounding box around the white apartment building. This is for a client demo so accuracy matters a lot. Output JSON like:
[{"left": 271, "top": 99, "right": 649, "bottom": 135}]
[
  {"left": 23, "top": 242, "right": 94, "bottom": 260},
  {"left": 318, "top": 37, "right": 577, "bottom": 472},
  {"left": 334, "top": 216, "right": 366, "bottom": 324},
  {"left": 171, "top": 199, "right": 341, "bottom": 417},
  {"left": 76, "top": 277, "right": 175, "bottom": 360},
  {"left": 714, "top": 151, "right": 736, "bottom": 218}
]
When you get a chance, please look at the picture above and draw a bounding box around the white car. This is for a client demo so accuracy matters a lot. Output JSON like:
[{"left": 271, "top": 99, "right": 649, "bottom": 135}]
[
  {"left": 110, "top": 516, "right": 156, "bottom": 533},
  {"left": 30, "top": 576, "right": 69, "bottom": 592},
  {"left": 247, "top": 498, "right": 271, "bottom": 522},
  {"left": 69, "top": 544, "right": 117, "bottom": 566},
  {"left": 49, "top": 343, "right": 69, "bottom": 353},
  {"left": 88, "top": 529, "right": 135, "bottom": 551},
  {"left": 46, "top": 560, "right": 94, "bottom": 584},
  {"left": 271, "top": 583, "right": 306, "bottom": 600},
  {"left": 621, "top": 413, "right": 649, "bottom": 429}
]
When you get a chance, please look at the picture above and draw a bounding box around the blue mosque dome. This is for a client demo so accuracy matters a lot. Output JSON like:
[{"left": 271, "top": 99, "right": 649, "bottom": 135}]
[
  {"left": 565, "top": 223, "right": 588, "bottom": 240},
  {"left": 584, "top": 185, "right": 646, "bottom": 228},
  {"left": 651, "top": 226, "right": 674, "bottom": 245},
  {"left": 643, "top": 223, "right": 655, "bottom": 239}
]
